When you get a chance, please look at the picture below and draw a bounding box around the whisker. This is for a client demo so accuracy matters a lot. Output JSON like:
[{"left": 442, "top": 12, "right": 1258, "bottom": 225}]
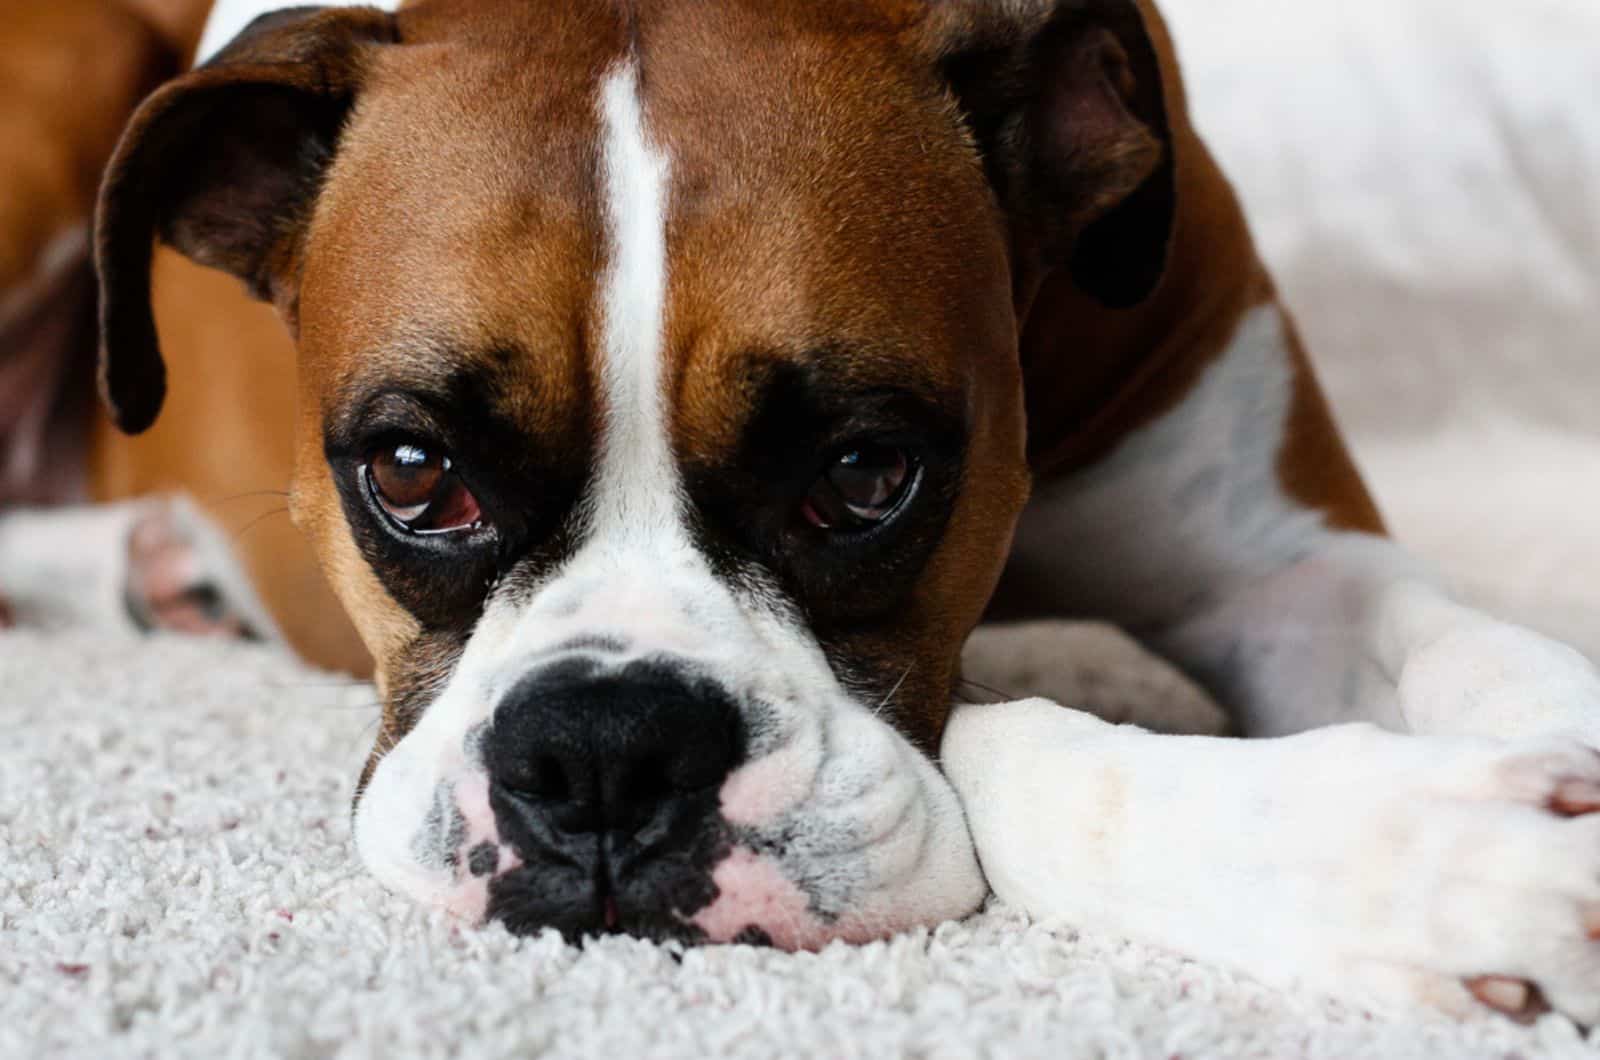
[
  {"left": 273, "top": 683, "right": 373, "bottom": 695},
  {"left": 231, "top": 506, "right": 290, "bottom": 541},
  {"left": 204, "top": 488, "right": 291, "bottom": 507},
  {"left": 239, "top": 676, "right": 380, "bottom": 711},
  {"left": 253, "top": 674, "right": 371, "bottom": 690},
  {"left": 320, "top": 699, "right": 384, "bottom": 715},
  {"left": 956, "top": 676, "right": 1014, "bottom": 702},
  {"left": 346, "top": 716, "right": 382, "bottom": 761},
  {"left": 873, "top": 663, "right": 914, "bottom": 718}
]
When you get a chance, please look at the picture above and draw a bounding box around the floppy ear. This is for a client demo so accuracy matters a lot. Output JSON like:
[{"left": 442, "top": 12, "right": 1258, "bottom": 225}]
[
  {"left": 94, "top": 6, "right": 398, "bottom": 434},
  {"left": 931, "top": 0, "right": 1175, "bottom": 309}
]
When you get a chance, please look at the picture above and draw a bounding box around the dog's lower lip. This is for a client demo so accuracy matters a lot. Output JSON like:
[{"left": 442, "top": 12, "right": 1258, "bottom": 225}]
[{"left": 604, "top": 896, "right": 619, "bottom": 930}]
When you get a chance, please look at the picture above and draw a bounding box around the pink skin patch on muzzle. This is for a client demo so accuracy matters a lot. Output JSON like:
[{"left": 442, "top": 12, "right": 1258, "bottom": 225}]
[
  {"left": 689, "top": 847, "right": 903, "bottom": 950},
  {"left": 440, "top": 772, "right": 523, "bottom": 923},
  {"left": 718, "top": 758, "right": 810, "bottom": 829},
  {"left": 716, "top": 726, "right": 824, "bottom": 829}
]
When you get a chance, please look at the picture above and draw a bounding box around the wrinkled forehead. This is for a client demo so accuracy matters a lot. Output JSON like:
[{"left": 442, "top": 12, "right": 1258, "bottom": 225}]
[{"left": 297, "top": 0, "right": 1013, "bottom": 424}]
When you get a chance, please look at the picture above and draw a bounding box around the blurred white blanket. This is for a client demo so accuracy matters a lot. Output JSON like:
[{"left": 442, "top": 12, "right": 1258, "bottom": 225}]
[{"left": 1165, "top": 0, "right": 1600, "bottom": 655}]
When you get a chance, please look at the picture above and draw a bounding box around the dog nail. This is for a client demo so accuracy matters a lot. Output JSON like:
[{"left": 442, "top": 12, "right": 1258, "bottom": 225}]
[
  {"left": 1583, "top": 905, "right": 1600, "bottom": 941},
  {"left": 1467, "top": 976, "right": 1526, "bottom": 1012},
  {"left": 1466, "top": 977, "right": 1550, "bottom": 1024},
  {"left": 1549, "top": 779, "right": 1600, "bottom": 816}
]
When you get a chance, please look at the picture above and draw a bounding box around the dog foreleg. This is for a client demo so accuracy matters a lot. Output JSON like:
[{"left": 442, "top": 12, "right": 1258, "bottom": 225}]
[{"left": 943, "top": 697, "right": 1600, "bottom": 1021}]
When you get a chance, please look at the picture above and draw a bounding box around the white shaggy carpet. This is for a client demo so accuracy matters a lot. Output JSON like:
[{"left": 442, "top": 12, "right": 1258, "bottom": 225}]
[{"left": 6, "top": 631, "right": 1600, "bottom": 1060}]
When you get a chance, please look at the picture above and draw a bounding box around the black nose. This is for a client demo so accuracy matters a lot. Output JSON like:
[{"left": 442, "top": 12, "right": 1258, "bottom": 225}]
[{"left": 487, "top": 658, "right": 744, "bottom": 845}]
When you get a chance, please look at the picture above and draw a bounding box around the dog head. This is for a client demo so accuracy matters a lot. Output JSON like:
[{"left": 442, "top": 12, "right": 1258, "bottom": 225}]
[{"left": 96, "top": 0, "right": 1189, "bottom": 945}]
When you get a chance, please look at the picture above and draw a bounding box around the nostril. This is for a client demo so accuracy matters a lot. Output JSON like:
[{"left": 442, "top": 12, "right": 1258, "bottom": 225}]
[
  {"left": 497, "top": 754, "right": 581, "bottom": 808},
  {"left": 532, "top": 755, "right": 572, "bottom": 802},
  {"left": 619, "top": 755, "right": 672, "bottom": 810}
]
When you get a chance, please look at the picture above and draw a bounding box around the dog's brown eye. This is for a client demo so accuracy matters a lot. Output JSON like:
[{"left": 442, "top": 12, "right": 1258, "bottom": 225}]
[
  {"left": 802, "top": 444, "right": 913, "bottom": 531},
  {"left": 366, "top": 443, "right": 482, "bottom": 534}
]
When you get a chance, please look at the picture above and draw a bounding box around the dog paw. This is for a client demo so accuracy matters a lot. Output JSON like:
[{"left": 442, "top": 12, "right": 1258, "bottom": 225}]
[
  {"left": 0, "top": 497, "right": 277, "bottom": 640},
  {"left": 1346, "top": 738, "right": 1600, "bottom": 1025},
  {"left": 123, "top": 498, "right": 273, "bottom": 640},
  {"left": 961, "top": 621, "right": 1227, "bottom": 735}
]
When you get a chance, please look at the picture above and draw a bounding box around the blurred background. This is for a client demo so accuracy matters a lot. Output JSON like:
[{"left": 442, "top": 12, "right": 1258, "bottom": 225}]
[
  {"left": 1163, "top": 0, "right": 1600, "bottom": 655},
  {"left": 3, "top": 0, "right": 1598, "bottom": 652}
]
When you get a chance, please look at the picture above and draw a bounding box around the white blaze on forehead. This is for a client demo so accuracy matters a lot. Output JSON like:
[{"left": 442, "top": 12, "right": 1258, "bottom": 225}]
[{"left": 591, "top": 63, "right": 680, "bottom": 543}]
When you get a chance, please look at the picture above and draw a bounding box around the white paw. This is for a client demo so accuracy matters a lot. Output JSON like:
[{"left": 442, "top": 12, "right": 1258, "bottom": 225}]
[
  {"left": 1397, "top": 612, "right": 1600, "bottom": 745},
  {"left": 1319, "top": 733, "right": 1600, "bottom": 1024},
  {"left": 961, "top": 621, "right": 1228, "bottom": 735},
  {"left": 123, "top": 496, "right": 276, "bottom": 639},
  {"left": 0, "top": 497, "right": 278, "bottom": 641},
  {"left": 944, "top": 705, "right": 1600, "bottom": 1026}
]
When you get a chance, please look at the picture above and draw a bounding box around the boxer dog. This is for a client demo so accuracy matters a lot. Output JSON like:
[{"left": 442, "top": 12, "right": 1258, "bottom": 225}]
[{"left": 4, "top": 0, "right": 1600, "bottom": 1023}]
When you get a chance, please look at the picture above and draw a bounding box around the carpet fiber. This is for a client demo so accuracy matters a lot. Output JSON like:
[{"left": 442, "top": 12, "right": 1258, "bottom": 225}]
[{"left": 4, "top": 632, "right": 1599, "bottom": 1059}]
